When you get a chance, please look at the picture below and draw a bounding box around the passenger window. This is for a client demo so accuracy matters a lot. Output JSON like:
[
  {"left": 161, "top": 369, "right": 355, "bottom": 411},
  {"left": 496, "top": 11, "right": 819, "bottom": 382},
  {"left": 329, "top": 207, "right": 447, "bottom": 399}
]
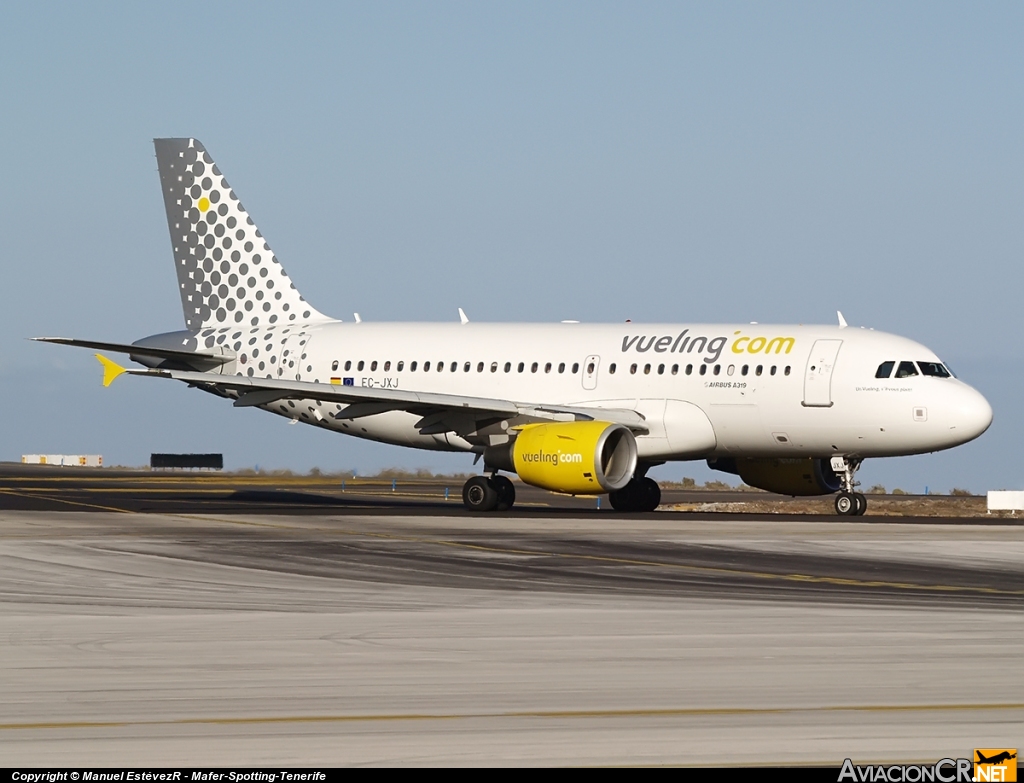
[
  {"left": 741, "top": 365, "right": 748, "bottom": 376},
  {"left": 770, "top": 366, "right": 776, "bottom": 376},
  {"left": 370, "top": 361, "right": 378, "bottom": 371},
  {"left": 464, "top": 362, "right": 471, "bottom": 372},
  {"left": 657, "top": 364, "right": 665, "bottom": 375},
  {"left": 531, "top": 362, "right": 538, "bottom": 373},
  {"left": 895, "top": 361, "right": 918, "bottom": 378},
  {"left": 505, "top": 362, "right": 512, "bottom": 373},
  {"left": 713, "top": 365, "right": 721, "bottom": 376},
  {"left": 727, "top": 365, "right": 735, "bottom": 376},
  {"left": 558, "top": 362, "right": 565, "bottom": 373},
  {"left": 875, "top": 361, "right": 895, "bottom": 379},
  {"left": 755, "top": 365, "right": 762, "bottom": 376},
  {"left": 344, "top": 360, "right": 352, "bottom": 371},
  {"left": 671, "top": 364, "right": 678, "bottom": 375},
  {"left": 397, "top": 361, "right": 404, "bottom": 371},
  {"left": 383, "top": 361, "right": 391, "bottom": 371},
  {"left": 518, "top": 362, "right": 525, "bottom": 373},
  {"left": 644, "top": 364, "right": 651, "bottom": 375},
  {"left": 545, "top": 363, "right": 552, "bottom": 373},
  {"left": 630, "top": 364, "right": 637, "bottom": 375},
  {"left": 609, "top": 363, "right": 616, "bottom": 374},
  {"left": 478, "top": 362, "right": 484, "bottom": 372},
  {"left": 450, "top": 362, "right": 457, "bottom": 372},
  {"left": 784, "top": 366, "right": 791, "bottom": 376},
  {"left": 918, "top": 362, "right": 951, "bottom": 378},
  {"left": 587, "top": 362, "right": 596, "bottom": 374},
  {"left": 423, "top": 361, "right": 430, "bottom": 371},
  {"left": 572, "top": 363, "right": 579, "bottom": 374},
  {"left": 437, "top": 361, "right": 444, "bottom": 372},
  {"left": 699, "top": 365, "right": 707, "bottom": 376},
  {"left": 410, "top": 361, "right": 417, "bottom": 372},
  {"left": 357, "top": 360, "right": 365, "bottom": 371},
  {"left": 331, "top": 360, "right": 339, "bottom": 371},
  {"left": 491, "top": 362, "right": 499, "bottom": 373},
  {"left": 686, "top": 364, "right": 693, "bottom": 375}
]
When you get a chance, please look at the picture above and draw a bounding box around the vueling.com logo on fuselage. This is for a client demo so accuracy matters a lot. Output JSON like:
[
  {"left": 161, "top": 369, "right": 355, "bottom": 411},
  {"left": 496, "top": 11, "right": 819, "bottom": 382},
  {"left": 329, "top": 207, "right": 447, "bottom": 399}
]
[
  {"left": 520, "top": 450, "right": 583, "bottom": 467},
  {"left": 621, "top": 329, "right": 796, "bottom": 364}
]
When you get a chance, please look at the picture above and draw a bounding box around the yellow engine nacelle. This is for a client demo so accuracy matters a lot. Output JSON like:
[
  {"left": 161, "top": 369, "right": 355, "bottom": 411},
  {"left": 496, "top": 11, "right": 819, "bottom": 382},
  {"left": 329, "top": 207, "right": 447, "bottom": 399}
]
[
  {"left": 486, "top": 421, "right": 638, "bottom": 495},
  {"left": 708, "top": 457, "right": 842, "bottom": 496}
]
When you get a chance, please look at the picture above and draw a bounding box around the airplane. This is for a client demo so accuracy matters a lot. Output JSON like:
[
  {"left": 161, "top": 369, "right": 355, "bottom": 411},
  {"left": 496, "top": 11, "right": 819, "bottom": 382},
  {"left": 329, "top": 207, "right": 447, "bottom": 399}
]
[
  {"left": 976, "top": 752, "right": 1016, "bottom": 765},
  {"left": 36, "top": 138, "right": 993, "bottom": 515}
]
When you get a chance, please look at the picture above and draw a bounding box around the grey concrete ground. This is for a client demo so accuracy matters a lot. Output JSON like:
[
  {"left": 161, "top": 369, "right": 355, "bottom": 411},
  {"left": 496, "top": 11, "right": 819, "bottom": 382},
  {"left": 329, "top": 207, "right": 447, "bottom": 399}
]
[{"left": 1, "top": 511, "right": 1022, "bottom": 766}]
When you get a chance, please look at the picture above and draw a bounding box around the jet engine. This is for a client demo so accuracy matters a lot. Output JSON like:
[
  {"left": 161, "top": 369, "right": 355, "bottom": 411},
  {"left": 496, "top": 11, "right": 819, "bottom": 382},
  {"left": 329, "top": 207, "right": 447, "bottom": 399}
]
[
  {"left": 708, "top": 457, "right": 842, "bottom": 496},
  {"left": 485, "top": 421, "right": 638, "bottom": 495}
]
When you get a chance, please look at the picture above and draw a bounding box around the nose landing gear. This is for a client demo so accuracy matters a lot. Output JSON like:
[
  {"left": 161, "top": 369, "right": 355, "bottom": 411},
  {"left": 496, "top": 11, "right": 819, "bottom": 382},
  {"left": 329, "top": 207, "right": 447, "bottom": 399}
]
[{"left": 832, "top": 457, "right": 866, "bottom": 516}]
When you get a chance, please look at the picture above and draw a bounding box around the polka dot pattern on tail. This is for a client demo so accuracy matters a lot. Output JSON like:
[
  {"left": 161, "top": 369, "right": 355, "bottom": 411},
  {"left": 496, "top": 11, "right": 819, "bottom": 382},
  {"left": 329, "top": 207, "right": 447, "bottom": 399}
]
[{"left": 155, "top": 138, "right": 327, "bottom": 331}]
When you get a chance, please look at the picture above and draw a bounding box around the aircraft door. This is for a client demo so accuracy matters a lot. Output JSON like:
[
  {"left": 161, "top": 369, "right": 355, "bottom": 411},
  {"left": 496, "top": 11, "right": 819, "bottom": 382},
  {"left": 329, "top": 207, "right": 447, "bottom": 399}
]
[
  {"left": 582, "top": 355, "right": 600, "bottom": 390},
  {"left": 277, "top": 332, "right": 313, "bottom": 381},
  {"left": 803, "top": 339, "right": 842, "bottom": 407}
]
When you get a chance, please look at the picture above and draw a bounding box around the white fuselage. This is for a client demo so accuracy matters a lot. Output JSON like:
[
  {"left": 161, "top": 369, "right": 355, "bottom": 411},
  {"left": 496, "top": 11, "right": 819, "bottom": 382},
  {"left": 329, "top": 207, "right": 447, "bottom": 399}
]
[{"left": 222, "top": 320, "right": 992, "bottom": 463}]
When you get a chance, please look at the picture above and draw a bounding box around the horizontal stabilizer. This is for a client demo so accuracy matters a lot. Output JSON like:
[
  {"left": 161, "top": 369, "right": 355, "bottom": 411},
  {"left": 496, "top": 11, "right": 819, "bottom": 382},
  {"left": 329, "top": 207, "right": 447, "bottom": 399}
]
[{"left": 33, "top": 337, "right": 232, "bottom": 370}]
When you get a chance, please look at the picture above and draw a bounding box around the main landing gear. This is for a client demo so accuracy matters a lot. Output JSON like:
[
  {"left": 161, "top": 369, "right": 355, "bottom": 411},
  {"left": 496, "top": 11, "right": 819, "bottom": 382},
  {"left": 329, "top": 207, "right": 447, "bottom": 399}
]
[
  {"left": 608, "top": 477, "right": 661, "bottom": 513},
  {"left": 832, "top": 457, "right": 866, "bottom": 516},
  {"left": 462, "top": 474, "right": 516, "bottom": 512}
]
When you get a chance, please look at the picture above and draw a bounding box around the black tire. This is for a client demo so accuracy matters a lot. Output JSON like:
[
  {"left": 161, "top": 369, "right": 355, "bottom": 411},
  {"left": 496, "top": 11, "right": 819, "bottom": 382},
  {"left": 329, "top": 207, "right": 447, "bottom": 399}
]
[
  {"left": 638, "top": 477, "right": 661, "bottom": 512},
  {"left": 835, "top": 491, "right": 857, "bottom": 516},
  {"left": 854, "top": 492, "right": 867, "bottom": 516},
  {"left": 491, "top": 475, "right": 516, "bottom": 511},
  {"left": 609, "top": 478, "right": 660, "bottom": 512},
  {"left": 463, "top": 475, "right": 498, "bottom": 512},
  {"left": 608, "top": 482, "right": 637, "bottom": 512}
]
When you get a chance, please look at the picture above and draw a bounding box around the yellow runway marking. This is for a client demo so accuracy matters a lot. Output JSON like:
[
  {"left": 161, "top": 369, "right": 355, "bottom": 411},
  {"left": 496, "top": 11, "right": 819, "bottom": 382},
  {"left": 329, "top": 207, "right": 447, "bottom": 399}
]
[
  {"left": 2, "top": 702, "right": 1022, "bottom": 732},
  {"left": 0, "top": 488, "right": 134, "bottom": 515}
]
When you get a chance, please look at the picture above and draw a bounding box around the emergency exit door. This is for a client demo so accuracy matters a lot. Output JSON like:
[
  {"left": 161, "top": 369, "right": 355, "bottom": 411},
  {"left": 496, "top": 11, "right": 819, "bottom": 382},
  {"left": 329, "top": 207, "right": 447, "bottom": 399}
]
[{"left": 803, "top": 339, "right": 842, "bottom": 407}]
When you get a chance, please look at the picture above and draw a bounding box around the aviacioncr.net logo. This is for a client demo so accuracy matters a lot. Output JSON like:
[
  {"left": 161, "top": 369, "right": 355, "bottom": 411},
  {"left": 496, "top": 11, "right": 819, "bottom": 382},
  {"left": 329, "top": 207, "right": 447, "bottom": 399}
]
[{"left": 839, "top": 758, "right": 973, "bottom": 782}]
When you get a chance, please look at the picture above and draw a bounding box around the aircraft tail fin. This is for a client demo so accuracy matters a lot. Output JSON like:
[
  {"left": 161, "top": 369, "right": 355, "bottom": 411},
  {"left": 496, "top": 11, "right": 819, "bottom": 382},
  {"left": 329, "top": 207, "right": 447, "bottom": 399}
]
[{"left": 153, "top": 138, "right": 328, "bottom": 332}]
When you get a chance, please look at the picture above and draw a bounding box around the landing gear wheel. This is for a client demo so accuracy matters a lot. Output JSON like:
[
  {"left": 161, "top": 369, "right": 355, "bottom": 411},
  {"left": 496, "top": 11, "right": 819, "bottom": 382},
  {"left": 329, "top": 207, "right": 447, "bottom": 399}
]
[
  {"left": 854, "top": 492, "right": 867, "bottom": 516},
  {"left": 835, "top": 491, "right": 858, "bottom": 516},
  {"left": 608, "top": 482, "right": 637, "bottom": 512},
  {"left": 638, "top": 477, "right": 661, "bottom": 512},
  {"left": 463, "top": 475, "right": 498, "bottom": 512},
  {"left": 491, "top": 475, "right": 516, "bottom": 511},
  {"left": 831, "top": 456, "right": 865, "bottom": 516},
  {"left": 609, "top": 478, "right": 661, "bottom": 512}
]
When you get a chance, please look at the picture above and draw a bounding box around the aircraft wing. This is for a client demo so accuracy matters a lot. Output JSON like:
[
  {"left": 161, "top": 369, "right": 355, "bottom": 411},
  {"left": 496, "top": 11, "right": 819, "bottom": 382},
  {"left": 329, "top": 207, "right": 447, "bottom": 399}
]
[{"left": 127, "top": 366, "right": 650, "bottom": 435}]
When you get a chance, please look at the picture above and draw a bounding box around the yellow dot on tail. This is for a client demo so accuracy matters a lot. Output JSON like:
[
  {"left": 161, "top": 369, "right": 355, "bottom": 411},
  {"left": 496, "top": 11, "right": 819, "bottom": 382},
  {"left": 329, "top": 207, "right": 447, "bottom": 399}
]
[{"left": 198, "top": 197, "right": 210, "bottom": 212}]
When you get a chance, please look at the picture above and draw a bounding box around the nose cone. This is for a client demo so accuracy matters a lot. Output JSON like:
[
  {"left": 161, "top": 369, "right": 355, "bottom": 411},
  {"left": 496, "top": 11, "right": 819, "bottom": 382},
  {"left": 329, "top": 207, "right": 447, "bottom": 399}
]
[{"left": 950, "top": 384, "right": 993, "bottom": 444}]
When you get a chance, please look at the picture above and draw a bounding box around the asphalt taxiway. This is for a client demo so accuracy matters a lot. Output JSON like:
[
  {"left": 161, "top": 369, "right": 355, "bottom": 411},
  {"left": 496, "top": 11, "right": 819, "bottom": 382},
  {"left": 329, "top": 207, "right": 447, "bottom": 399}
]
[{"left": 0, "top": 466, "right": 1021, "bottom": 765}]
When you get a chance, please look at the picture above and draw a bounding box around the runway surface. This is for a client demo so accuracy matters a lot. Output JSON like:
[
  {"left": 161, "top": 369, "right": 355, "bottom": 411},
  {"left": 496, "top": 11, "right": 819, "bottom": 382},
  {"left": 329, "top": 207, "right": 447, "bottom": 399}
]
[{"left": 1, "top": 466, "right": 1022, "bottom": 765}]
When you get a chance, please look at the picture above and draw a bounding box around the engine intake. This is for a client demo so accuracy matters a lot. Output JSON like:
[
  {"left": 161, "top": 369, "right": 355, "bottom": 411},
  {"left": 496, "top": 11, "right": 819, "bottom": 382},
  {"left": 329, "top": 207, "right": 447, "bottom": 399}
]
[{"left": 485, "top": 421, "right": 637, "bottom": 494}]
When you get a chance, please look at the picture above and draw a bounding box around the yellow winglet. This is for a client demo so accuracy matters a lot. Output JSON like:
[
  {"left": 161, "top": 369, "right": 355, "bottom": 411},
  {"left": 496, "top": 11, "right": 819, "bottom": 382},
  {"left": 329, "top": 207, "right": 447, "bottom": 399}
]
[{"left": 95, "top": 354, "right": 127, "bottom": 387}]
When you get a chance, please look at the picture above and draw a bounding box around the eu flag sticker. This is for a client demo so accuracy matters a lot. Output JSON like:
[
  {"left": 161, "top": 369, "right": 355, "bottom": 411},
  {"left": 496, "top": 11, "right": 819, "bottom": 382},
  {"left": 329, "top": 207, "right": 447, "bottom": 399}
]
[{"left": 343, "top": 377, "right": 355, "bottom": 386}]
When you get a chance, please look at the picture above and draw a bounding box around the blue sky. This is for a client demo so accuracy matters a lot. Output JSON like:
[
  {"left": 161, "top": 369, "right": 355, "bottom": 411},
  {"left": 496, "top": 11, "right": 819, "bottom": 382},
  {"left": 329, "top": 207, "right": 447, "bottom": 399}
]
[{"left": 1, "top": 2, "right": 1021, "bottom": 490}]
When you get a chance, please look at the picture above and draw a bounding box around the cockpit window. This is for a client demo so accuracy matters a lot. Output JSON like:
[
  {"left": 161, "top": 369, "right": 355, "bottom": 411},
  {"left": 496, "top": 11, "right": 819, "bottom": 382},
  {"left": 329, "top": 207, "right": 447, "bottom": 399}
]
[
  {"left": 895, "top": 361, "right": 919, "bottom": 378},
  {"left": 875, "top": 361, "right": 895, "bottom": 379},
  {"left": 917, "top": 362, "right": 951, "bottom": 378}
]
